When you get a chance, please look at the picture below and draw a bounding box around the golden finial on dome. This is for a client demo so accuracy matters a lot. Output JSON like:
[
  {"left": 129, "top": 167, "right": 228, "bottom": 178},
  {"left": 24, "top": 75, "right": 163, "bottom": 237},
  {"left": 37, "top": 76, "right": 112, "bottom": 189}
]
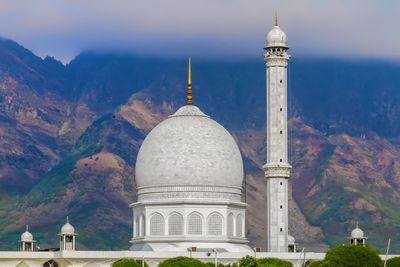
[
  {"left": 187, "top": 58, "right": 193, "bottom": 105},
  {"left": 26, "top": 225, "right": 29, "bottom": 231},
  {"left": 275, "top": 11, "right": 278, "bottom": 26},
  {"left": 66, "top": 216, "right": 69, "bottom": 223}
]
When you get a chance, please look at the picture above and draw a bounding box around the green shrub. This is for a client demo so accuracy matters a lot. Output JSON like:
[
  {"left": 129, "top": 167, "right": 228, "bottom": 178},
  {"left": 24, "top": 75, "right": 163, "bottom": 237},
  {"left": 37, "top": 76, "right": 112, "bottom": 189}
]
[
  {"left": 257, "top": 258, "right": 293, "bottom": 267},
  {"left": 112, "top": 258, "right": 149, "bottom": 267},
  {"left": 323, "top": 244, "right": 382, "bottom": 267},
  {"left": 158, "top": 256, "right": 204, "bottom": 267},
  {"left": 387, "top": 256, "right": 400, "bottom": 267},
  {"left": 238, "top": 256, "right": 258, "bottom": 267}
]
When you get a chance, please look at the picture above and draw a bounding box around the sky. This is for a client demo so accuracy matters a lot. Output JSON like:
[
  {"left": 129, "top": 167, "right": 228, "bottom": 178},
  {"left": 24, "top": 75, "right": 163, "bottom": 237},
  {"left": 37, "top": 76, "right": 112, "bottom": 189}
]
[{"left": 0, "top": 0, "right": 399, "bottom": 63}]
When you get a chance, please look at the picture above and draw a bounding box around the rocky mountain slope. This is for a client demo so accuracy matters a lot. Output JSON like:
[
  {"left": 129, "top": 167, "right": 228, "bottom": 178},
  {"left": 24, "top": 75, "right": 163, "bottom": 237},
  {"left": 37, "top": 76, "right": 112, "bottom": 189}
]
[{"left": 1, "top": 37, "right": 400, "bottom": 252}]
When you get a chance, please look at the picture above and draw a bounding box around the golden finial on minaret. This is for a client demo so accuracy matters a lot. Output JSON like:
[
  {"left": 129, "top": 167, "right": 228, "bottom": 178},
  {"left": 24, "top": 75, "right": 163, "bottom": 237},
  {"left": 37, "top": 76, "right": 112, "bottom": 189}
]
[
  {"left": 275, "top": 11, "right": 278, "bottom": 26},
  {"left": 66, "top": 216, "right": 69, "bottom": 223},
  {"left": 186, "top": 58, "right": 193, "bottom": 105},
  {"left": 26, "top": 225, "right": 29, "bottom": 231}
]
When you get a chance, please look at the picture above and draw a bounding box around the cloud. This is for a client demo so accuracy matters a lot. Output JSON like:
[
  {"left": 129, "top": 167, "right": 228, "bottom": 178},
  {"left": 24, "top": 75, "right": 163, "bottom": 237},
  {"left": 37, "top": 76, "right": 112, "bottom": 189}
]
[{"left": 0, "top": 0, "right": 399, "bottom": 63}]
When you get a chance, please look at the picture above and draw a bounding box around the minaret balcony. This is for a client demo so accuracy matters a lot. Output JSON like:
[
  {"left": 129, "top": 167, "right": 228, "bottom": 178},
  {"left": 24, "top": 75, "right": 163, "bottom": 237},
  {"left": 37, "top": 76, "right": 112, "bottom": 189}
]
[{"left": 263, "top": 163, "right": 291, "bottom": 178}]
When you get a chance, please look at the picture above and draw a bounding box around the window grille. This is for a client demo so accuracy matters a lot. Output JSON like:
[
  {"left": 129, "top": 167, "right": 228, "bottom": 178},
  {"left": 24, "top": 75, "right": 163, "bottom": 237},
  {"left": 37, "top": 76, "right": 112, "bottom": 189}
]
[
  {"left": 150, "top": 213, "right": 165, "bottom": 235},
  {"left": 168, "top": 213, "right": 184, "bottom": 235},
  {"left": 188, "top": 212, "right": 203, "bottom": 235},
  {"left": 207, "top": 212, "right": 223, "bottom": 235}
]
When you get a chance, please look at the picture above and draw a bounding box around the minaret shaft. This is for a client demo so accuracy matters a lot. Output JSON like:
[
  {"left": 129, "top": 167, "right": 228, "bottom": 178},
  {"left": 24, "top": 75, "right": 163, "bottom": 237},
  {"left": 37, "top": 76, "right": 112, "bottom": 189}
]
[{"left": 264, "top": 31, "right": 291, "bottom": 252}]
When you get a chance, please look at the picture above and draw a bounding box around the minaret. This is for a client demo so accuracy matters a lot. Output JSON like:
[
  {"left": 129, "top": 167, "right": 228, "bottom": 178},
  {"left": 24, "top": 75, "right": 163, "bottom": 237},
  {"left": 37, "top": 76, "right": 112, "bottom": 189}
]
[{"left": 263, "top": 14, "right": 291, "bottom": 252}]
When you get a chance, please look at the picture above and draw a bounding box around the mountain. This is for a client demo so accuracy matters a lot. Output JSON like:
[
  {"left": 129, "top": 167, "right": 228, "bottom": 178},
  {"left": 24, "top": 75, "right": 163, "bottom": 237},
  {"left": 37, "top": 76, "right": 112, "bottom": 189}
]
[{"left": 0, "top": 37, "right": 400, "bottom": 252}]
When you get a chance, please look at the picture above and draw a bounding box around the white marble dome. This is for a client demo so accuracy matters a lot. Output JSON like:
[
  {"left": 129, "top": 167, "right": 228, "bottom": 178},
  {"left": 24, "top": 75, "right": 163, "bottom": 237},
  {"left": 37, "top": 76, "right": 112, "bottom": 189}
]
[
  {"left": 267, "top": 26, "right": 287, "bottom": 48},
  {"left": 135, "top": 105, "right": 244, "bottom": 193}
]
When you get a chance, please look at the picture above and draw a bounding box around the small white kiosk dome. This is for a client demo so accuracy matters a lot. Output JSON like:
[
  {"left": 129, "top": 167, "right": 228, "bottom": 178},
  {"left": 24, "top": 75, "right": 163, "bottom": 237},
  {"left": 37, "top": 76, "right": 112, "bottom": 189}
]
[
  {"left": 20, "top": 226, "right": 33, "bottom": 242},
  {"left": 61, "top": 221, "right": 75, "bottom": 235},
  {"left": 349, "top": 222, "right": 367, "bottom": 246},
  {"left": 351, "top": 226, "right": 365, "bottom": 239}
]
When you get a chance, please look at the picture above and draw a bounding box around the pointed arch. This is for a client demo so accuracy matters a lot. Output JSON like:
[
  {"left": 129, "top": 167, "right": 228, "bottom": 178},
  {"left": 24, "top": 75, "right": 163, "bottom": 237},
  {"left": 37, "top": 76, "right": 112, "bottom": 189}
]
[
  {"left": 236, "top": 214, "right": 243, "bottom": 237},
  {"left": 16, "top": 262, "right": 30, "bottom": 267},
  {"left": 140, "top": 214, "right": 145, "bottom": 236},
  {"left": 168, "top": 212, "right": 184, "bottom": 235},
  {"left": 187, "top": 212, "right": 203, "bottom": 235},
  {"left": 150, "top": 212, "right": 165, "bottom": 235},
  {"left": 227, "top": 213, "right": 234, "bottom": 237},
  {"left": 207, "top": 212, "right": 223, "bottom": 235}
]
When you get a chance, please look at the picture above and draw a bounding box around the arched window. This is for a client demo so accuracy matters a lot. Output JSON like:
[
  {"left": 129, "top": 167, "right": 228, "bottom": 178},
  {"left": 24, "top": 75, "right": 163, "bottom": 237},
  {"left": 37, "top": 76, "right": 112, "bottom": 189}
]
[
  {"left": 188, "top": 212, "right": 203, "bottom": 235},
  {"left": 168, "top": 213, "right": 184, "bottom": 235},
  {"left": 207, "top": 212, "right": 223, "bottom": 235},
  {"left": 227, "top": 213, "right": 234, "bottom": 237},
  {"left": 150, "top": 213, "right": 165, "bottom": 235},
  {"left": 236, "top": 214, "right": 243, "bottom": 237},
  {"left": 135, "top": 216, "right": 140, "bottom": 237},
  {"left": 43, "top": 260, "right": 59, "bottom": 267}
]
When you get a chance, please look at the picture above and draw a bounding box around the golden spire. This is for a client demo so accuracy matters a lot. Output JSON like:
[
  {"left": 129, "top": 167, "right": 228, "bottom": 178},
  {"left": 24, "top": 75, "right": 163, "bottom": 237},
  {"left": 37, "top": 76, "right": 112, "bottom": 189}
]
[
  {"left": 186, "top": 58, "right": 193, "bottom": 105},
  {"left": 26, "top": 225, "right": 29, "bottom": 232},
  {"left": 274, "top": 11, "right": 278, "bottom": 26},
  {"left": 66, "top": 216, "right": 69, "bottom": 224},
  {"left": 356, "top": 221, "right": 359, "bottom": 228}
]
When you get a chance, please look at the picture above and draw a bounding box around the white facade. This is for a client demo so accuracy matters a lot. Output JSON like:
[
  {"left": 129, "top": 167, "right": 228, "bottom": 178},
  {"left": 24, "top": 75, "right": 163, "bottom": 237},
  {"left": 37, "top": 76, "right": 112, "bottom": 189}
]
[
  {"left": 131, "top": 104, "right": 251, "bottom": 252},
  {"left": 263, "top": 18, "right": 292, "bottom": 252}
]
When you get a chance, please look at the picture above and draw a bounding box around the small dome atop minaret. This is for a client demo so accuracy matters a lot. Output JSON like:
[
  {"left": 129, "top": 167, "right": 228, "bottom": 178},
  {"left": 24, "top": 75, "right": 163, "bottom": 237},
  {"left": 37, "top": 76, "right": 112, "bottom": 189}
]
[
  {"left": 60, "top": 216, "right": 75, "bottom": 235},
  {"left": 351, "top": 223, "right": 365, "bottom": 239},
  {"left": 266, "top": 13, "right": 288, "bottom": 48},
  {"left": 20, "top": 225, "right": 33, "bottom": 242}
]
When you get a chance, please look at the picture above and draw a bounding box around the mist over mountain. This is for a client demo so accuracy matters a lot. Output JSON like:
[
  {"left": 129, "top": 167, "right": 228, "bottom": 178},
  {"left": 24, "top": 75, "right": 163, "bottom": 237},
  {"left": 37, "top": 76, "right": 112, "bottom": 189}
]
[{"left": 1, "top": 37, "right": 400, "bottom": 252}]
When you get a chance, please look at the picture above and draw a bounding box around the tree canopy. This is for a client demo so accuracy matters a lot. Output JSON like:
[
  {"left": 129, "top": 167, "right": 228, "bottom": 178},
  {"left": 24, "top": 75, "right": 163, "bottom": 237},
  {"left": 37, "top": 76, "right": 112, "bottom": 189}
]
[{"left": 320, "top": 244, "right": 382, "bottom": 267}]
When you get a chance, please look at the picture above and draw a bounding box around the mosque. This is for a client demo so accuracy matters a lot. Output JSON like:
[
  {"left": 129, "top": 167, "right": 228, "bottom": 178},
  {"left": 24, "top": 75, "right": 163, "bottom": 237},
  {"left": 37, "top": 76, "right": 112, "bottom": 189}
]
[{"left": 0, "top": 17, "right": 371, "bottom": 267}]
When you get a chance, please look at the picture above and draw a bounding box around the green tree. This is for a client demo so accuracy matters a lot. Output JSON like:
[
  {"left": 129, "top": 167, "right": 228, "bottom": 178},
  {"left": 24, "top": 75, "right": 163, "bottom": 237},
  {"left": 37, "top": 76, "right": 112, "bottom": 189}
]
[
  {"left": 387, "top": 256, "right": 400, "bottom": 267},
  {"left": 158, "top": 256, "right": 204, "bottom": 267},
  {"left": 112, "top": 258, "right": 149, "bottom": 267},
  {"left": 238, "top": 256, "right": 258, "bottom": 267},
  {"left": 322, "top": 244, "right": 382, "bottom": 267}
]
